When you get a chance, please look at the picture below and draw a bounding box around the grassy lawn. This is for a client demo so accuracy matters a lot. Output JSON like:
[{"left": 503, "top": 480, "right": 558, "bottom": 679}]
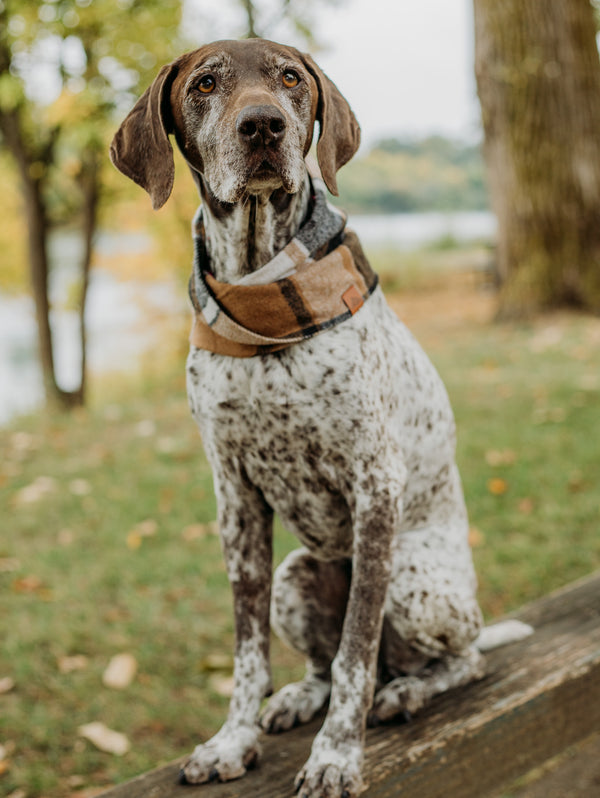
[{"left": 1, "top": 260, "right": 599, "bottom": 797}]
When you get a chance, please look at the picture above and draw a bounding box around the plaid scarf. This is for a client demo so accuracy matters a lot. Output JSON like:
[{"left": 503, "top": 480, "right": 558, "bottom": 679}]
[{"left": 189, "top": 174, "right": 378, "bottom": 357}]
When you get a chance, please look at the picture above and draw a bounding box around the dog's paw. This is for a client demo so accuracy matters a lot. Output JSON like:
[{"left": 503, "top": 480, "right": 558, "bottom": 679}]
[
  {"left": 260, "top": 677, "right": 331, "bottom": 733},
  {"left": 179, "top": 724, "right": 260, "bottom": 784},
  {"left": 294, "top": 739, "right": 365, "bottom": 798},
  {"left": 368, "top": 675, "right": 427, "bottom": 725}
]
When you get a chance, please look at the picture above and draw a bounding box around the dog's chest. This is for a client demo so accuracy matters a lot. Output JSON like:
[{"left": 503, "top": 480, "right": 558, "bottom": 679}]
[{"left": 186, "top": 291, "right": 453, "bottom": 555}]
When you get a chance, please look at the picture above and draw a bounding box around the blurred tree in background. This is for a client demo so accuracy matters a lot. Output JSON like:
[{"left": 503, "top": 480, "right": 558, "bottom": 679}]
[
  {"left": 0, "top": 0, "right": 182, "bottom": 409},
  {"left": 474, "top": 0, "right": 600, "bottom": 318}
]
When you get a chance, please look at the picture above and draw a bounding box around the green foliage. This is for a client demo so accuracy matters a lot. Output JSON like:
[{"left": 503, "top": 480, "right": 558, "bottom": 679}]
[
  {"left": 336, "top": 136, "right": 489, "bottom": 214},
  {"left": 0, "top": 0, "right": 183, "bottom": 226}
]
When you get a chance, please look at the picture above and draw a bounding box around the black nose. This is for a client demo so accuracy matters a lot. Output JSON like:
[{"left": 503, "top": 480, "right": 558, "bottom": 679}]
[{"left": 236, "top": 105, "right": 286, "bottom": 147}]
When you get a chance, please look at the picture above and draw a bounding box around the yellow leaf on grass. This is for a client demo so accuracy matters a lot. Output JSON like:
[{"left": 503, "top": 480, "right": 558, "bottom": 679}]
[
  {"left": 468, "top": 527, "right": 485, "bottom": 547},
  {"left": 126, "top": 531, "right": 142, "bottom": 550},
  {"left": 126, "top": 520, "right": 158, "bottom": 549},
  {"left": 488, "top": 478, "right": 508, "bottom": 496},
  {"left": 102, "top": 653, "right": 137, "bottom": 690},
  {"left": 485, "top": 449, "right": 517, "bottom": 467},
  {"left": 12, "top": 575, "right": 43, "bottom": 593},
  {"left": 78, "top": 722, "right": 130, "bottom": 756},
  {"left": 518, "top": 497, "right": 534, "bottom": 515},
  {"left": 182, "top": 521, "right": 219, "bottom": 541}
]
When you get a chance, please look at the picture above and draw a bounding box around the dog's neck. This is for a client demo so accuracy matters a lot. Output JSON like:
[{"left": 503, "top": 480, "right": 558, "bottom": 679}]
[{"left": 195, "top": 172, "right": 311, "bottom": 283}]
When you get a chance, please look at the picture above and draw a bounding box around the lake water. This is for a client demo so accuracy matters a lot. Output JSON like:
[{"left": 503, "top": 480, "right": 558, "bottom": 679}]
[{"left": 0, "top": 211, "right": 496, "bottom": 425}]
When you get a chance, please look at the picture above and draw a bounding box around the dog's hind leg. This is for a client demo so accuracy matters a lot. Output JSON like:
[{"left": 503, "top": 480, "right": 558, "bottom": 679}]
[
  {"left": 260, "top": 548, "right": 351, "bottom": 733},
  {"left": 368, "top": 522, "right": 485, "bottom": 726}
]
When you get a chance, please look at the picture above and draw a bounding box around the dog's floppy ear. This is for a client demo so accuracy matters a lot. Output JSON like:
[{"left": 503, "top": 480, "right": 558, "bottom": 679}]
[
  {"left": 110, "top": 62, "right": 179, "bottom": 210},
  {"left": 301, "top": 53, "right": 361, "bottom": 196}
]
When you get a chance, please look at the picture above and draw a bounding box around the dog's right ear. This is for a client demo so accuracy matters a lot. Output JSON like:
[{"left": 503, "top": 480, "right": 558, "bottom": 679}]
[{"left": 110, "top": 62, "right": 179, "bottom": 210}]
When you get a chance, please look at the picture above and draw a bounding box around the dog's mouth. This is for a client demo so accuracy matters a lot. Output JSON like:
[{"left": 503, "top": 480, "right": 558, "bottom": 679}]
[{"left": 245, "top": 154, "right": 293, "bottom": 193}]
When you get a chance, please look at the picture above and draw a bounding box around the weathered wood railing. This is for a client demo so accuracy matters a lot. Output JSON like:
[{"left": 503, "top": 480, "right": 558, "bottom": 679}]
[{"left": 99, "top": 570, "right": 600, "bottom": 798}]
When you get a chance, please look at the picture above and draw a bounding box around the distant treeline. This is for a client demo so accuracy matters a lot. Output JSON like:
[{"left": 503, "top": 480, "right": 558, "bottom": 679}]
[{"left": 336, "top": 135, "right": 489, "bottom": 214}]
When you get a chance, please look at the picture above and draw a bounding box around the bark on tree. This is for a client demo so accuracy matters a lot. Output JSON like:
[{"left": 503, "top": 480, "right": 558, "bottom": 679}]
[{"left": 473, "top": 0, "right": 600, "bottom": 317}]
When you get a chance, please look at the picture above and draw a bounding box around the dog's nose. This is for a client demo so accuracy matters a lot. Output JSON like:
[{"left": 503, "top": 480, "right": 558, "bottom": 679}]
[{"left": 236, "top": 105, "right": 286, "bottom": 147}]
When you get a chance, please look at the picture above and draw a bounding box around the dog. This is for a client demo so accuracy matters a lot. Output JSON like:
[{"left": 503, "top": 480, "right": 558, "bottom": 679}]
[{"left": 110, "top": 38, "right": 531, "bottom": 798}]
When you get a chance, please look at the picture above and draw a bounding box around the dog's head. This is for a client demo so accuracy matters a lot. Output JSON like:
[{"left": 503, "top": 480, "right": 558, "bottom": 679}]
[{"left": 110, "top": 38, "right": 360, "bottom": 208}]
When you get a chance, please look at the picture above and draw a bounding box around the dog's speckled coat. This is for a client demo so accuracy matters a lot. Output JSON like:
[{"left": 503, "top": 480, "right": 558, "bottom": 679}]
[{"left": 111, "top": 38, "right": 486, "bottom": 798}]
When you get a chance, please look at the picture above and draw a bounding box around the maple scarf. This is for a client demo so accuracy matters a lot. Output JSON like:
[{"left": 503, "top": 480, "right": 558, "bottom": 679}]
[{"left": 189, "top": 174, "right": 378, "bottom": 357}]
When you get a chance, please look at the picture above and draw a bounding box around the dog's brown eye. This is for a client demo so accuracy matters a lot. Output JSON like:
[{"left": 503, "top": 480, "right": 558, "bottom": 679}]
[
  {"left": 197, "top": 75, "right": 216, "bottom": 94},
  {"left": 282, "top": 70, "right": 300, "bottom": 88}
]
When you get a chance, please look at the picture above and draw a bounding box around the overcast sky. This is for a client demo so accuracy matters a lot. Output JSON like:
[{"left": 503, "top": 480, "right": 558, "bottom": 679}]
[{"left": 186, "top": 0, "right": 481, "bottom": 147}]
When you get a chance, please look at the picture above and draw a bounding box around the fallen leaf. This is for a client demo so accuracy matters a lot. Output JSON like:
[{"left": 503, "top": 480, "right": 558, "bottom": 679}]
[
  {"left": 7, "top": 789, "right": 26, "bottom": 798},
  {"left": 209, "top": 674, "right": 235, "bottom": 698},
  {"left": 0, "top": 677, "right": 15, "bottom": 694},
  {"left": 518, "top": 497, "right": 534, "bottom": 515},
  {"left": 136, "top": 519, "right": 158, "bottom": 537},
  {"left": 69, "top": 479, "right": 92, "bottom": 496},
  {"left": 135, "top": 419, "right": 156, "bottom": 437},
  {"left": 182, "top": 522, "right": 219, "bottom": 541},
  {"left": 126, "top": 531, "right": 142, "bottom": 550},
  {"left": 0, "top": 760, "right": 9, "bottom": 776},
  {"left": 0, "top": 558, "right": 21, "bottom": 573},
  {"left": 78, "top": 722, "right": 130, "bottom": 756},
  {"left": 485, "top": 449, "right": 517, "bottom": 467},
  {"left": 102, "top": 653, "right": 137, "bottom": 690},
  {"left": 58, "top": 655, "right": 89, "bottom": 674},
  {"left": 468, "top": 527, "right": 485, "bottom": 547},
  {"left": 156, "top": 436, "right": 177, "bottom": 454},
  {"left": 12, "top": 575, "right": 43, "bottom": 593},
  {"left": 126, "top": 519, "right": 158, "bottom": 550},
  {"left": 13, "top": 476, "right": 57, "bottom": 506},
  {"left": 487, "top": 477, "right": 508, "bottom": 496}
]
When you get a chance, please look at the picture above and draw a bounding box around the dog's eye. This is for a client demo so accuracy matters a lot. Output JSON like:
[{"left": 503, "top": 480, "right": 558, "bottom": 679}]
[
  {"left": 282, "top": 70, "right": 300, "bottom": 88},
  {"left": 197, "top": 75, "right": 216, "bottom": 94}
]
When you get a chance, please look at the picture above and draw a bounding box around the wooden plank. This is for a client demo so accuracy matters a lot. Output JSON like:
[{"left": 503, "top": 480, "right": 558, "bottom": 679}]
[{"left": 98, "top": 571, "right": 600, "bottom": 798}]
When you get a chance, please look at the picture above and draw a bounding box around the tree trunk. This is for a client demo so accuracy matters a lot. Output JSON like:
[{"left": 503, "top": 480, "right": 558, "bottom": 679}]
[
  {"left": 473, "top": 0, "right": 600, "bottom": 317},
  {"left": 0, "top": 106, "right": 86, "bottom": 409},
  {"left": 75, "top": 151, "right": 101, "bottom": 407}
]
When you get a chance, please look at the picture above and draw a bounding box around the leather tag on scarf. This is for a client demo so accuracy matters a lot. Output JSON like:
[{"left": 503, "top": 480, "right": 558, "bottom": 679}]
[{"left": 342, "top": 285, "right": 364, "bottom": 315}]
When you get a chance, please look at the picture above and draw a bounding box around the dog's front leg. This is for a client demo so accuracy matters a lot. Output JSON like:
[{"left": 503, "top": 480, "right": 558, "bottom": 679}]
[
  {"left": 295, "top": 481, "right": 401, "bottom": 798},
  {"left": 181, "top": 477, "right": 274, "bottom": 785}
]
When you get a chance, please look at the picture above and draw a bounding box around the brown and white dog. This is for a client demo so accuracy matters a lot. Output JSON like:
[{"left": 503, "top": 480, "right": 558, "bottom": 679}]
[{"left": 110, "top": 38, "right": 531, "bottom": 798}]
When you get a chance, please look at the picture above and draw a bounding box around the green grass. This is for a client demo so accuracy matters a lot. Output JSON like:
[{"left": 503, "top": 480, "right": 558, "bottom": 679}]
[{"left": 1, "top": 279, "right": 599, "bottom": 796}]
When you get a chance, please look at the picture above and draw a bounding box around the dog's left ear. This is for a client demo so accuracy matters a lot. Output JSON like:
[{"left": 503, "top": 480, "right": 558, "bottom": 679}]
[
  {"left": 301, "top": 53, "right": 361, "bottom": 196},
  {"left": 110, "top": 61, "right": 180, "bottom": 210}
]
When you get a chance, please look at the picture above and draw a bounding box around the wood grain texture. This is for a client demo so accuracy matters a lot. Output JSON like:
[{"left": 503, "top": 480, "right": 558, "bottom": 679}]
[{"left": 98, "top": 571, "right": 600, "bottom": 798}]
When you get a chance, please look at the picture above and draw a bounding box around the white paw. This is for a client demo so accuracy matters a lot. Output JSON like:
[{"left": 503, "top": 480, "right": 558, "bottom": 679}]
[
  {"left": 260, "top": 677, "right": 331, "bottom": 733},
  {"left": 294, "top": 739, "right": 365, "bottom": 798},
  {"left": 180, "top": 723, "right": 260, "bottom": 784},
  {"left": 369, "top": 675, "right": 427, "bottom": 724}
]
